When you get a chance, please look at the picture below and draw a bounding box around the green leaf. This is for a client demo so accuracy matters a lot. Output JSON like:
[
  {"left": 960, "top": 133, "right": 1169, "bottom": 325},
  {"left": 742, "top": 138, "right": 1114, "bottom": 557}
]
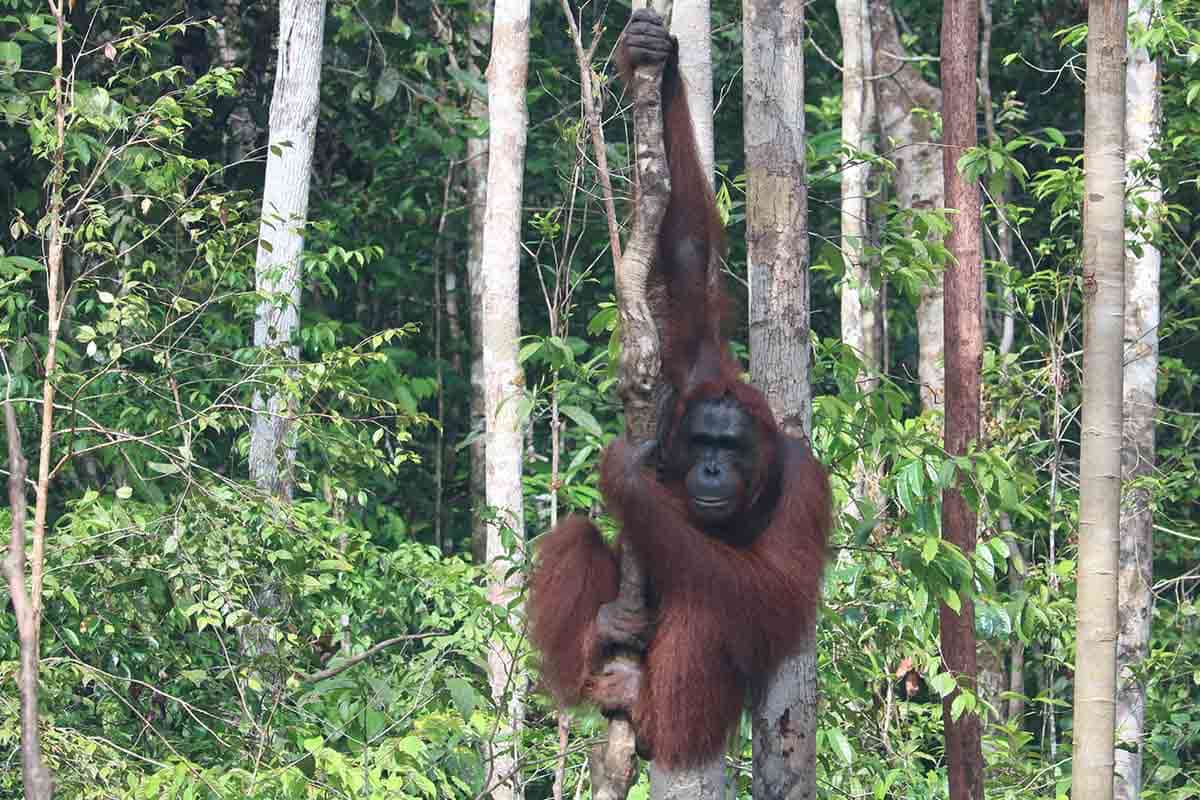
[
  {"left": 446, "top": 677, "right": 478, "bottom": 721},
  {"left": 148, "top": 461, "right": 181, "bottom": 475},
  {"left": 951, "top": 691, "right": 970, "bottom": 720},
  {"left": 929, "top": 671, "right": 957, "bottom": 698},
  {"left": 922, "top": 536, "right": 939, "bottom": 564},
  {"left": 825, "top": 728, "right": 854, "bottom": 765},
  {"left": 560, "top": 405, "right": 602, "bottom": 438},
  {"left": 942, "top": 587, "right": 962, "bottom": 614},
  {"left": 115, "top": 485, "right": 133, "bottom": 499},
  {"left": 0, "top": 41, "right": 20, "bottom": 74}
]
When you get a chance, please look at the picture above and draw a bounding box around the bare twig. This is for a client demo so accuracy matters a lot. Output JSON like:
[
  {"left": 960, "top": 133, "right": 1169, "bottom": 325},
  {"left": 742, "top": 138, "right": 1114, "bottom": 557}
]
[
  {"left": 559, "top": 0, "right": 623, "bottom": 265},
  {"left": 298, "top": 633, "right": 447, "bottom": 683}
]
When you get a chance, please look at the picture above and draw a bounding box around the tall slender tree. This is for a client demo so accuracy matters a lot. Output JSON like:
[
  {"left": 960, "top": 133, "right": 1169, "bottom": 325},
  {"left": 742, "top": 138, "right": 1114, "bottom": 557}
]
[
  {"left": 249, "top": 0, "right": 327, "bottom": 500},
  {"left": 1117, "top": 3, "right": 1160, "bottom": 799},
  {"left": 480, "top": 0, "right": 530, "bottom": 796},
  {"left": 869, "top": 0, "right": 945, "bottom": 411},
  {"left": 1073, "top": 2, "right": 1129, "bottom": 799},
  {"left": 837, "top": 0, "right": 878, "bottom": 383},
  {"left": 742, "top": 2, "right": 817, "bottom": 797},
  {"left": 466, "top": 0, "right": 491, "bottom": 564},
  {"left": 939, "top": 2, "right": 984, "bottom": 799}
]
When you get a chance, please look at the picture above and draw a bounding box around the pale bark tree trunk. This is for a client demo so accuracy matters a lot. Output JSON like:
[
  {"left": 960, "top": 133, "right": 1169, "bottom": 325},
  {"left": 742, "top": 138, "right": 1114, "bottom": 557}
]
[
  {"left": 1072, "top": 3, "right": 1128, "bottom": 799},
  {"left": 480, "top": 0, "right": 530, "bottom": 796},
  {"left": 671, "top": 0, "right": 715, "bottom": 183},
  {"left": 467, "top": 0, "right": 490, "bottom": 564},
  {"left": 939, "top": 3, "right": 984, "bottom": 799},
  {"left": 837, "top": 0, "right": 879, "bottom": 381},
  {"left": 743, "top": 2, "right": 815, "bottom": 798},
  {"left": 837, "top": 0, "right": 884, "bottom": 525},
  {"left": 869, "top": 0, "right": 944, "bottom": 411},
  {"left": 249, "top": 0, "right": 325, "bottom": 500},
  {"left": 1116, "top": 4, "right": 1160, "bottom": 798}
]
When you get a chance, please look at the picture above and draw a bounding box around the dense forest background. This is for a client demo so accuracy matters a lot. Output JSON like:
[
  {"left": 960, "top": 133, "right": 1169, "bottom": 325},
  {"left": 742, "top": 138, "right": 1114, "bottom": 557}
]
[{"left": 0, "top": 0, "right": 1197, "bottom": 798}]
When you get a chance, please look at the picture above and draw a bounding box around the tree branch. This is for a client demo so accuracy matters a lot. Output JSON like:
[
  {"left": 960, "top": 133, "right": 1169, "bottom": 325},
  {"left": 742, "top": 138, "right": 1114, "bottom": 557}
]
[
  {"left": 587, "top": 28, "right": 672, "bottom": 800},
  {"left": 297, "top": 633, "right": 446, "bottom": 683}
]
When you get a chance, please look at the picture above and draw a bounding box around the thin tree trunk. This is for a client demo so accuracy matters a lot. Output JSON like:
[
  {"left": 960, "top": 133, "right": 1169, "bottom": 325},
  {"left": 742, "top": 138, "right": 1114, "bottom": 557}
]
[
  {"left": 837, "top": 0, "right": 884, "bottom": 526},
  {"left": 481, "top": 0, "right": 530, "bottom": 796},
  {"left": 249, "top": 0, "right": 326, "bottom": 500},
  {"left": 978, "top": 0, "right": 1014, "bottom": 354},
  {"left": 837, "top": 0, "right": 879, "bottom": 382},
  {"left": 939, "top": 3, "right": 984, "bottom": 799},
  {"left": 743, "top": 3, "right": 814, "bottom": 798},
  {"left": 467, "top": 0, "right": 491, "bottom": 564},
  {"left": 5, "top": 403, "right": 53, "bottom": 800},
  {"left": 587, "top": 31, "right": 673, "bottom": 799},
  {"left": 671, "top": 0, "right": 714, "bottom": 183},
  {"left": 1072, "top": 2, "right": 1128, "bottom": 799},
  {"left": 869, "top": 0, "right": 944, "bottom": 411},
  {"left": 1116, "top": 4, "right": 1159, "bottom": 798}
]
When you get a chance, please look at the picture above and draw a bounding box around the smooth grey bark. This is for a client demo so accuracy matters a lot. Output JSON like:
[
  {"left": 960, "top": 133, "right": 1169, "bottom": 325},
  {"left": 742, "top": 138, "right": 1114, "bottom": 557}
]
[
  {"left": 869, "top": 0, "right": 945, "bottom": 411},
  {"left": 467, "top": 0, "right": 490, "bottom": 564},
  {"left": 1072, "top": 2, "right": 1128, "bottom": 799},
  {"left": 837, "top": 0, "right": 879, "bottom": 379},
  {"left": 743, "top": 2, "right": 816, "bottom": 798},
  {"left": 249, "top": 0, "right": 326, "bottom": 499},
  {"left": 480, "top": 0, "right": 530, "bottom": 797},
  {"left": 671, "top": 0, "right": 715, "bottom": 183},
  {"left": 1116, "top": 4, "right": 1160, "bottom": 798}
]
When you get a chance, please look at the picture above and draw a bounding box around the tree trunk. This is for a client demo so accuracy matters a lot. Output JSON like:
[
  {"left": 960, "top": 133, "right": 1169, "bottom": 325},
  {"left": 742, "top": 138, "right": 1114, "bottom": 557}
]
[
  {"left": 1073, "top": 2, "right": 1128, "bottom": 799},
  {"left": 249, "top": 0, "right": 326, "bottom": 501},
  {"left": 1116, "top": 4, "right": 1159, "bottom": 798},
  {"left": 939, "top": 3, "right": 984, "bottom": 799},
  {"left": 480, "top": 0, "right": 530, "bottom": 796},
  {"left": 837, "top": 0, "right": 879, "bottom": 381},
  {"left": 869, "top": 0, "right": 944, "bottom": 412},
  {"left": 837, "top": 0, "right": 885, "bottom": 525},
  {"left": 671, "top": 0, "right": 715, "bottom": 183},
  {"left": 466, "top": 0, "right": 490, "bottom": 564},
  {"left": 743, "top": 2, "right": 815, "bottom": 798}
]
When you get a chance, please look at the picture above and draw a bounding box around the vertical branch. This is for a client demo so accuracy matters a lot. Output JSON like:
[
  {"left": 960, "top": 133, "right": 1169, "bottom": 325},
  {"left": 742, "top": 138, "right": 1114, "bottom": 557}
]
[
  {"left": 588, "top": 43, "right": 672, "bottom": 800},
  {"left": 5, "top": 401, "right": 54, "bottom": 800},
  {"left": 558, "top": 1, "right": 622, "bottom": 265}
]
